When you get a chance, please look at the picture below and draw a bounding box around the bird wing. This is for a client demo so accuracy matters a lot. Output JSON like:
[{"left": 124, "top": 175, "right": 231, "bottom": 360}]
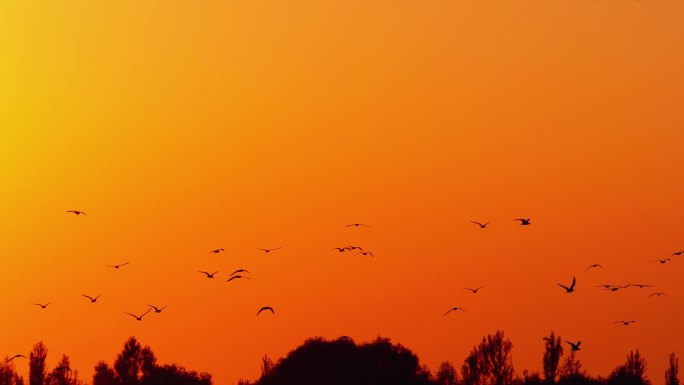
[
  {"left": 558, "top": 283, "right": 570, "bottom": 291},
  {"left": 124, "top": 312, "right": 137, "bottom": 318},
  {"left": 82, "top": 294, "right": 93, "bottom": 301},
  {"left": 471, "top": 221, "right": 483, "bottom": 226},
  {"left": 569, "top": 277, "right": 576, "bottom": 290}
]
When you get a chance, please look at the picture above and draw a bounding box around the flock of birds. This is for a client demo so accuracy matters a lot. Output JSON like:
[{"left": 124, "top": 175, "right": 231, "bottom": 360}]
[{"left": 4, "top": 212, "right": 679, "bottom": 362}]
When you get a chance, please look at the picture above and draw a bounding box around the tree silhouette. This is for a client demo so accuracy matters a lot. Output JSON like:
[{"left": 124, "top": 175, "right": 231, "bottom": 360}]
[
  {"left": 141, "top": 365, "right": 211, "bottom": 385},
  {"left": 113, "top": 337, "right": 156, "bottom": 385},
  {"left": 666, "top": 353, "right": 680, "bottom": 385},
  {"left": 559, "top": 351, "right": 583, "bottom": 381},
  {"left": 29, "top": 342, "right": 48, "bottom": 385},
  {"left": 92, "top": 362, "right": 118, "bottom": 385},
  {"left": 543, "top": 332, "right": 563, "bottom": 384},
  {"left": 0, "top": 360, "right": 24, "bottom": 385},
  {"left": 607, "top": 350, "right": 650, "bottom": 385},
  {"left": 461, "top": 330, "right": 514, "bottom": 385},
  {"left": 46, "top": 355, "right": 81, "bottom": 385},
  {"left": 435, "top": 361, "right": 458, "bottom": 385}
]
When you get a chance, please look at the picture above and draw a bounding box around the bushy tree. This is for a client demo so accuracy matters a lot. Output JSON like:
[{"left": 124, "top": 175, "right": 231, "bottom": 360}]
[
  {"left": 0, "top": 361, "right": 24, "bottom": 385},
  {"left": 114, "top": 338, "right": 156, "bottom": 385},
  {"left": 461, "top": 330, "right": 514, "bottom": 385},
  {"left": 46, "top": 355, "right": 82, "bottom": 385},
  {"left": 607, "top": 350, "right": 650, "bottom": 385},
  {"left": 29, "top": 342, "right": 48, "bottom": 385},
  {"left": 666, "top": 353, "right": 680, "bottom": 385},
  {"left": 542, "top": 333, "right": 563, "bottom": 384},
  {"left": 436, "top": 361, "right": 459, "bottom": 385},
  {"left": 92, "top": 362, "right": 118, "bottom": 385}
]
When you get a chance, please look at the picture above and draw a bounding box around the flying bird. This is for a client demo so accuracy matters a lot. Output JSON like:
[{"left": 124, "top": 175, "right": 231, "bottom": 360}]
[
  {"left": 147, "top": 305, "right": 167, "bottom": 313},
  {"left": 649, "top": 292, "right": 668, "bottom": 297},
  {"left": 443, "top": 307, "right": 465, "bottom": 315},
  {"left": 66, "top": 210, "right": 86, "bottom": 216},
  {"left": 654, "top": 258, "right": 672, "bottom": 264},
  {"left": 199, "top": 271, "right": 218, "bottom": 278},
  {"left": 33, "top": 303, "right": 51, "bottom": 309},
  {"left": 514, "top": 218, "right": 531, "bottom": 225},
  {"left": 471, "top": 221, "right": 490, "bottom": 228},
  {"left": 257, "top": 306, "right": 275, "bottom": 315},
  {"left": 209, "top": 248, "right": 225, "bottom": 254},
  {"left": 584, "top": 264, "right": 603, "bottom": 271},
  {"left": 124, "top": 309, "right": 152, "bottom": 321},
  {"left": 614, "top": 320, "right": 637, "bottom": 326},
  {"left": 107, "top": 262, "right": 129, "bottom": 269},
  {"left": 629, "top": 284, "right": 653, "bottom": 289},
  {"left": 332, "top": 247, "right": 351, "bottom": 252},
  {"left": 671, "top": 251, "right": 683, "bottom": 256},
  {"left": 229, "top": 269, "right": 250, "bottom": 276},
  {"left": 227, "top": 275, "right": 251, "bottom": 282},
  {"left": 347, "top": 246, "right": 363, "bottom": 251},
  {"left": 565, "top": 341, "right": 581, "bottom": 351},
  {"left": 258, "top": 247, "right": 282, "bottom": 253},
  {"left": 558, "top": 277, "right": 576, "bottom": 293},
  {"left": 356, "top": 251, "right": 374, "bottom": 257},
  {"left": 463, "top": 285, "right": 485, "bottom": 294},
  {"left": 6, "top": 354, "right": 26, "bottom": 363},
  {"left": 346, "top": 223, "right": 370, "bottom": 227},
  {"left": 82, "top": 294, "right": 101, "bottom": 303}
]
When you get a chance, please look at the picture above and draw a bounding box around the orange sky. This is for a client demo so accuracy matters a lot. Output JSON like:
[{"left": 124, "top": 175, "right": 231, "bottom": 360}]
[{"left": 1, "top": 1, "right": 684, "bottom": 384}]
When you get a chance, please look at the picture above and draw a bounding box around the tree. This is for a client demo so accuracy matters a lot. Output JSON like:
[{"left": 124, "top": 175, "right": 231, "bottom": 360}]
[
  {"left": 558, "top": 351, "right": 582, "bottom": 380},
  {"left": 461, "top": 330, "right": 514, "bottom": 385},
  {"left": 542, "top": 332, "right": 563, "bottom": 384},
  {"left": 607, "top": 350, "right": 650, "bottom": 385},
  {"left": 141, "top": 365, "right": 211, "bottom": 385},
  {"left": 92, "top": 362, "right": 118, "bottom": 385},
  {"left": 436, "top": 361, "right": 459, "bottom": 385},
  {"left": 260, "top": 355, "right": 274, "bottom": 380},
  {"left": 666, "top": 353, "right": 679, "bottom": 385},
  {"left": 29, "top": 342, "right": 48, "bottom": 385},
  {"left": 0, "top": 361, "right": 24, "bottom": 385},
  {"left": 113, "top": 337, "right": 156, "bottom": 385},
  {"left": 46, "top": 355, "right": 82, "bottom": 385}
]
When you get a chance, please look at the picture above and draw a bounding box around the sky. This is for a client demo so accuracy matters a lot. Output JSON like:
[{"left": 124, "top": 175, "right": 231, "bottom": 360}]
[{"left": 1, "top": 1, "right": 684, "bottom": 384}]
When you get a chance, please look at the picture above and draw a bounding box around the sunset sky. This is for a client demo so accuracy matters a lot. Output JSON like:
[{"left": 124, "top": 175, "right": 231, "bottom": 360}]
[{"left": 1, "top": 1, "right": 684, "bottom": 384}]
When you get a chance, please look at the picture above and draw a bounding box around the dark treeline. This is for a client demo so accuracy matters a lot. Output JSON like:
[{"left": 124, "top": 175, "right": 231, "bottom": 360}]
[{"left": 1, "top": 332, "right": 680, "bottom": 385}]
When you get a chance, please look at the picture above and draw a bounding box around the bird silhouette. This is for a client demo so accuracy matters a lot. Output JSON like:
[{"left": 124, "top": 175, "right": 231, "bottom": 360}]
[
  {"left": 614, "top": 320, "right": 637, "bottom": 326},
  {"left": 124, "top": 309, "right": 152, "bottom": 321},
  {"left": 107, "top": 262, "right": 129, "bottom": 269},
  {"left": 629, "top": 284, "right": 652, "bottom": 289},
  {"left": 229, "top": 269, "right": 250, "bottom": 276},
  {"left": 356, "top": 251, "right": 374, "bottom": 257},
  {"left": 649, "top": 292, "right": 668, "bottom": 297},
  {"left": 148, "top": 305, "right": 167, "bottom": 313},
  {"left": 471, "top": 221, "right": 490, "bottom": 228},
  {"left": 514, "top": 218, "right": 531, "bottom": 225},
  {"left": 33, "top": 303, "right": 51, "bottom": 309},
  {"left": 227, "top": 275, "right": 251, "bottom": 282},
  {"left": 654, "top": 258, "right": 672, "bottom": 264},
  {"left": 6, "top": 354, "right": 26, "bottom": 363},
  {"left": 463, "top": 285, "right": 485, "bottom": 294},
  {"left": 209, "top": 248, "right": 225, "bottom": 254},
  {"left": 82, "top": 294, "right": 101, "bottom": 303},
  {"left": 258, "top": 247, "right": 282, "bottom": 253},
  {"left": 346, "top": 223, "right": 370, "bottom": 227},
  {"left": 199, "top": 271, "right": 218, "bottom": 278},
  {"left": 443, "top": 307, "right": 465, "bottom": 315},
  {"left": 257, "top": 306, "right": 275, "bottom": 315},
  {"left": 671, "top": 251, "right": 683, "bottom": 256},
  {"left": 347, "top": 246, "right": 363, "bottom": 251},
  {"left": 558, "top": 277, "right": 576, "bottom": 293},
  {"left": 66, "top": 210, "right": 86, "bottom": 216},
  {"left": 584, "top": 264, "right": 603, "bottom": 271},
  {"left": 332, "top": 247, "right": 351, "bottom": 252},
  {"left": 565, "top": 341, "right": 581, "bottom": 351}
]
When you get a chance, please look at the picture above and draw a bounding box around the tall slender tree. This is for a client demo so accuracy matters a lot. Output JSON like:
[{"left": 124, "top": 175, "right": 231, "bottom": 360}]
[
  {"left": 666, "top": 353, "right": 680, "bottom": 385},
  {"left": 29, "top": 342, "right": 48, "bottom": 385},
  {"left": 543, "top": 332, "right": 563, "bottom": 384}
]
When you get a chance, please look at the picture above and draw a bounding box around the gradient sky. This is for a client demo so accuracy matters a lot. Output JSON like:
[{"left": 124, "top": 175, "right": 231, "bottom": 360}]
[{"left": 1, "top": 1, "right": 684, "bottom": 384}]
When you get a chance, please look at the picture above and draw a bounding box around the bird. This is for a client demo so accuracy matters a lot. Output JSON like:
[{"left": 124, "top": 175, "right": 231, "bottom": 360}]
[
  {"left": 6, "top": 354, "right": 26, "bottom": 363},
  {"left": 258, "top": 247, "right": 282, "bottom": 253},
  {"left": 602, "top": 286, "right": 629, "bottom": 292},
  {"left": 227, "top": 275, "right": 251, "bottom": 282},
  {"left": 332, "top": 247, "right": 351, "bottom": 252},
  {"left": 346, "top": 246, "right": 363, "bottom": 251},
  {"left": 514, "top": 218, "right": 531, "bottom": 225},
  {"left": 443, "top": 307, "right": 465, "bottom": 315},
  {"left": 346, "top": 223, "right": 370, "bottom": 227},
  {"left": 565, "top": 341, "right": 581, "bottom": 351},
  {"left": 671, "top": 251, "right": 683, "bottom": 256},
  {"left": 229, "top": 269, "right": 250, "bottom": 276},
  {"left": 257, "top": 306, "right": 275, "bottom": 315},
  {"left": 356, "top": 251, "right": 374, "bottom": 257},
  {"left": 463, "top": 285, "right": 485, "bottom": 294},
  {"left": 148, "top": 305, "right": 167, "bottom": 313},
  {"left": 107, "top": 262, "right": 129, "bottom": 269},
  {"left": 654, "top": 258, "right": 672, "bottom": 264},
  {"left": 33, "top": 303, "right": 51, "bottom": 309},
  {"left": 199, "top": 271, "right": 218, "bottom": 278},
  {"left": 558, "top": 277, "right": 576, "bottom": 293},
  {"left": 584, "top": 264, "right": 603, "bottom": 271},
  {"left": 649, "top": 292, "right": 668, "bottom": 297},
  {"left": 124, "top": 309, "right": 152, "bottom": 321},
  {"left": 209, "top": 248, "right": 225, "bottom": 254},
  {"left": 66, "top": 210, "right": 86, "bottom": 216},
  {"left": 82, "top": 294, "right": 101, "bottom": 303},
  {"left": 629, "top": 284, "right": 653, "bottom": 289},
  {"left": 471, "top": 221, "right": 490, "bottom": 228},
  {"left": 614, "top": 320, "right": 637, "bottom": 326}
]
